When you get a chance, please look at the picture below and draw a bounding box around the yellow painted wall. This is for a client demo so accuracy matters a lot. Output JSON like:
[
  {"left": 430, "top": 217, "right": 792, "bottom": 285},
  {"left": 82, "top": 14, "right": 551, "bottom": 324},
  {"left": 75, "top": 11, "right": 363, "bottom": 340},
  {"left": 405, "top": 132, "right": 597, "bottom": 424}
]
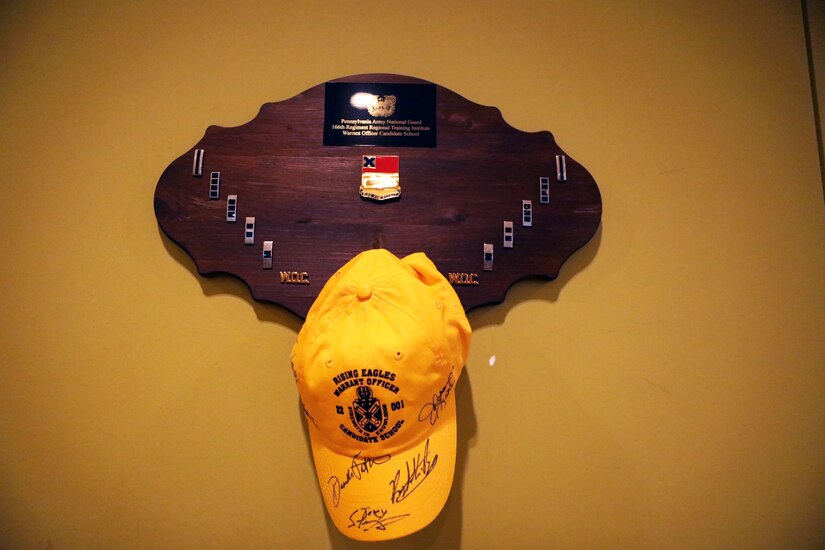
[{"left": 2, "top": 2, "right": 823, "bottom": 548}]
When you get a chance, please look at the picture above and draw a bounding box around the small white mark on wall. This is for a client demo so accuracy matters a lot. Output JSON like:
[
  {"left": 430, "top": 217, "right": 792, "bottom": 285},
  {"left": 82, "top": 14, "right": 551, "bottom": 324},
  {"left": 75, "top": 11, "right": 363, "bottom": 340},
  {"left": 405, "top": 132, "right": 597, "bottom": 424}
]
[{"left": 488, "top": 355, "right": 496, "bottom": 367}]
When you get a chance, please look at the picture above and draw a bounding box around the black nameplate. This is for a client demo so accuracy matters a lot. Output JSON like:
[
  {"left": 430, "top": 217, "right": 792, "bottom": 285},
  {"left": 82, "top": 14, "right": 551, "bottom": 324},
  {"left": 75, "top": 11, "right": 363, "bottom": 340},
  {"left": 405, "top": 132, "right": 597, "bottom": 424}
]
[{"left": 323, "top": 82, "right": 436, "bottom": 147}]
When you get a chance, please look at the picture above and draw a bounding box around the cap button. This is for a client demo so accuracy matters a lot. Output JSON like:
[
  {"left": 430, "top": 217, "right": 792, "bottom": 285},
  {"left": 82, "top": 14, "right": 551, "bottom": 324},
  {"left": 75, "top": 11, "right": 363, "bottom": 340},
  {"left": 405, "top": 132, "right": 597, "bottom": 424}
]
[{"left": 356, "top": 283, "right": 372, "bottom": 301}]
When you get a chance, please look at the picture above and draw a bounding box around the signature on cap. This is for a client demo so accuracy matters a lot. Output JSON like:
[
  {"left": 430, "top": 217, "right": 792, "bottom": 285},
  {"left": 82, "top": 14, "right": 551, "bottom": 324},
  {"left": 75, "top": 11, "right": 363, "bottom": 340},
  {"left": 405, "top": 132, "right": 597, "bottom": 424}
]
[
  {"left": 328, "top": 452, "right": 392, "bottom": 508},
  {"left": 389, "top": 438, "right": 438, "bottom": 504},
  {"left": 417, "top": 369, "right": 456, "bottom": 425}
]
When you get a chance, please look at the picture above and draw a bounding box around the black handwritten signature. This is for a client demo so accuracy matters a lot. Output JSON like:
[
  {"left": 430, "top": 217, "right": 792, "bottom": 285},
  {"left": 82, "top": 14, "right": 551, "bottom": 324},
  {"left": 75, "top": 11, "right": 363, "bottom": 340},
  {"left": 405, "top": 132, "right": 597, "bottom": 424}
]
[
  {"left": 418, "top": 369, "right": 456, "bottom": 425},
  {"left": 327, "top": 452, "right": 391, "bottom": 507},
  {"left": 389, "top": 438, "right": 438, "bottom": 504},
  {"left": 348, "top": 507, "right": 409, "bottom": 531}
]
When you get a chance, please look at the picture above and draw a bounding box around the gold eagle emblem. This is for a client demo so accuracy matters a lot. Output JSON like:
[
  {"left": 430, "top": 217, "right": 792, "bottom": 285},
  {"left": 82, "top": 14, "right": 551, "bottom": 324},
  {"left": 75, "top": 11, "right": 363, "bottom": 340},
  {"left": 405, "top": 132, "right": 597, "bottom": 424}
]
[{"left": 367, "top": 95, "right": 397, "bottom": 117}]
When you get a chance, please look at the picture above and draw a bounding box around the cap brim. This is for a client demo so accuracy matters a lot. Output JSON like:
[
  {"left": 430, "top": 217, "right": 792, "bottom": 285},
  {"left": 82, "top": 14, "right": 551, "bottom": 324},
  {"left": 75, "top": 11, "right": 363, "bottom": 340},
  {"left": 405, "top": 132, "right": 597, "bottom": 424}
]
[{"left": 307, "top": 392, "right": 457, "bottom": 541}]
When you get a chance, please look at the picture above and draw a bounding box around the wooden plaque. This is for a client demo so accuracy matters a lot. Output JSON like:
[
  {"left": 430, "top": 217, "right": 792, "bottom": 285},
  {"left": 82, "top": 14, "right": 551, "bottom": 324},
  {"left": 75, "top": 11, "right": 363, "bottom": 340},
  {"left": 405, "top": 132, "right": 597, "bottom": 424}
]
[{"left": 154, "top": 74, "right": 601, "bottom": 319}]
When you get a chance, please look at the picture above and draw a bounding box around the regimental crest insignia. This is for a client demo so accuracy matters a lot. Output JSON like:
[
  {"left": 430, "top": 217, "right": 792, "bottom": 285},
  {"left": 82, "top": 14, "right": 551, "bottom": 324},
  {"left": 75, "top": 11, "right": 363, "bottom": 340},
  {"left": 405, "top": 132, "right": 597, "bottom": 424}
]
[
  {"left": 360, "top": 155, "right": 400, "bottom": 201},
  {"left": 368, "top": 95, "right": 396, "bottom": 117},
  {"left": 349, "top": 386, "right": 389, "bottom": 435}
]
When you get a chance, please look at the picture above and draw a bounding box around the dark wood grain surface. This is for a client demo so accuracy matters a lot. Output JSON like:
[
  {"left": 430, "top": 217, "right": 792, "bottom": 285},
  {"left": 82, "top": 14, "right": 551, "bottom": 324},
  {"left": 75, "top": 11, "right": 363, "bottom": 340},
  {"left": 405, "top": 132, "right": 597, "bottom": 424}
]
[{"left": 154, "top": 74, "right": 601, "bottom": 318}]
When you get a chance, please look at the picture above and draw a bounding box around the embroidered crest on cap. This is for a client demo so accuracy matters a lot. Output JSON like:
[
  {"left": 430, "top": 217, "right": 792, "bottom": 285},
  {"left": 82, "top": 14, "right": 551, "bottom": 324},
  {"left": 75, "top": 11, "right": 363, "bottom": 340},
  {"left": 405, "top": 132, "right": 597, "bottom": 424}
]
[
  {"left": 350, "top": 387, "right": 387, "bottom": 435},
  {"left": 332, "top": 368, "right": 405, "bottom": 443}
]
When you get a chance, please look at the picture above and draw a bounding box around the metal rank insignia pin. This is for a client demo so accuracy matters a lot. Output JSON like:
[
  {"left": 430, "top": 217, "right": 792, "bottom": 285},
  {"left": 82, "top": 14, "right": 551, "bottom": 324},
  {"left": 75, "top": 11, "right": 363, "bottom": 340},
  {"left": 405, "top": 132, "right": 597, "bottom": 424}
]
[
  {"left": 555, "top": 155, "right": 568, "bottom": 182},
  {"left": 226, "top": 195, "right": 237, "bottom": 223},
  {"left": 262, "top": 241, "right": 273, "bottom": 269},
  {"left": 192, "top": 149, "right": 204, "bottom": 176},
  {"left": 503, "top": 221, "right": 514, "bottom": 248},
  {"left": 539, "top": 177, "right": 550, "bottom": 204},
  {"left": 209, "top": 171, "right": 220, "bottom": 199},
  {"left": 244, "top": 217, "right": 255, "bottom": 245},
  {"left": 522, "top": 200, "right": 533, "bottom": 226},
  {"left": 360, "top": 155, "right": 400, "bottom": 201},
  {"left": 483, "top": 243, "right": 494, "bottom": 271}
]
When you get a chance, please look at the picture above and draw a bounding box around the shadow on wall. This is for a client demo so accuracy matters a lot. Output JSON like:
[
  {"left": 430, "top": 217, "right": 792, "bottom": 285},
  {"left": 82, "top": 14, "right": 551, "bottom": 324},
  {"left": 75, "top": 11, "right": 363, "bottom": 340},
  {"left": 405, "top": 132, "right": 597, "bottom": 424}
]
[
  {"left": 470, "top": 224, "right": 602, "bottom": 329},
  {"left": 158, "top": 226, "right": 303, "bottom": 332}
]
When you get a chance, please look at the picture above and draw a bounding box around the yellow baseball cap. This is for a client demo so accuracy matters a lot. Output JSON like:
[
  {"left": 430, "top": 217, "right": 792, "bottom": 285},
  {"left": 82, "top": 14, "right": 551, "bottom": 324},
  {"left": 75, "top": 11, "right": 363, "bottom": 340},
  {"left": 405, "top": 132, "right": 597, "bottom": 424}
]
[{"left": 291, "top": 249, "right": 471, "bottom": 541}]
